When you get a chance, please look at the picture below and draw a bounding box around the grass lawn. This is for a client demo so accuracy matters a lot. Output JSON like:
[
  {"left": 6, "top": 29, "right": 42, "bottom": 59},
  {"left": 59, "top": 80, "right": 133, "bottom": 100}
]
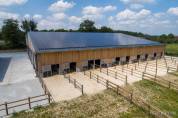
[
  {"left": 127, "top": 80, "right": 178, "bottom": 118},
  {"left": 166, "top": 44, "right": 178, "bottom": 56},
  {"left": 11, "top": 89, "right": 152, "bottom": 118}
]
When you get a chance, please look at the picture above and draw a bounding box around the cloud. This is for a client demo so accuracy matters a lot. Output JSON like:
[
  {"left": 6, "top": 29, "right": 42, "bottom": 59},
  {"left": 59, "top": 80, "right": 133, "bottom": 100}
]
[
  {"left": 0, "top": 11, "right": 19, "bottom": 19},
  {"left": 48, "top": 0, "right": 75, "bottom": 12},
  {"left": 167, "top": 7, "right": 178, "bottom": 16},
  {"left": 116, "top": 9, "right": 151, "bottom": 20},
  {"left": 69, "top": 16, "right": 82, "bottom": 24},
  {"left": 120, "top": 0, "right": 155, "bottom": 4},
  {"left": 33, "top": 14, "right": 42, "bottom": 20},
  {"left": 82, "top": 5, "right": 116, "bottom": 15},
  {"left": 0, "top": 0, "right": 27, "bottom": 6},
  {"left": 52, "top": 13, "right": 67, "bottom": 20},
  {"left": 130, "top": 4, "right": 144, "bottom": 10}
]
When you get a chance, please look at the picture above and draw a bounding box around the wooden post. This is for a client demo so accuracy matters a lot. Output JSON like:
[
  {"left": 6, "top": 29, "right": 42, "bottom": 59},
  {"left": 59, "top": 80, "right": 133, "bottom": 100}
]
[
  {"left": 81, "top": 85, "right": 84, "bottom": 95},
  {"left": 122, "top": 65, "right": 124, "bottom": 72},
  {"left": 130, "top": 92, "right": 133, "bottom": 103},
  {"left": 169, "top": 82, "right": 171, "bottom": 89},
  {"left": 115, "top": 71, "right": 117, "bottom": 79},
  {"left": 100, "top": 67, "right": 101, "bottom": 72},
  {"left": 135, "top": 64, "right": 136, "bottom": 70},
  {"left": 97, "top": 75, "right": 99, "bottom": 83},
  {"left": 142, "top": 72, "right": 144, "bottom": 80},
  {"left": 106, "top": 80, "right": 109, "bottom": 89},
  {"left": 84, "top": 70, "right": 86, "bottom": 75},
  {"left": 90, "top": 71, "right": 91, "bottom": 79},
  {"left": 48, "top": 93, "right": 51, "bottom": 103},
  {"left": 116, "top": 85, "right": 119, "bottom": 95},
  {"left": 125, "top": 76, "right": 128, "bottom": 85},
  {"left": 131, "top": 69, "right": 133, "bottom": 75},
  {"left": 69, "top": 75, "right": 71, "bottom": 83},
  {"left": 28, "top": 97, "right": 31, "bottom": 109},
  {"left": 74, "top": 79, "right": 77, "bottom": 88},
  {"left": 107, "top": 68, "right": 109, "bottom": 75},
  {"left": 5, "top": 102, "right": 8, "bottom": 115}
]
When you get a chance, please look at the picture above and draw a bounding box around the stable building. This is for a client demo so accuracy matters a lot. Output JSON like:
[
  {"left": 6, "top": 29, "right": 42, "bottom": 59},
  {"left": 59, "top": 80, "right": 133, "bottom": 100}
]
[{"left": 26, "top": 32, "right": 165, "bottom": 77}]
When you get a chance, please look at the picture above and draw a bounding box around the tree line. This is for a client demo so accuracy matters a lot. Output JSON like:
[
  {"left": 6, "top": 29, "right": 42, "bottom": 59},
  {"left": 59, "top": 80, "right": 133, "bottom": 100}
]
[{"left": 0, "top": 19, "right": 177, "bottom": 49}]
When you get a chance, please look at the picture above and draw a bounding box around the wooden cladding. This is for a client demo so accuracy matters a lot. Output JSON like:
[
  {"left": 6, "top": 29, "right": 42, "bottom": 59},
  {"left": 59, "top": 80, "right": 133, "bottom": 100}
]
[{"left": 37, "top": 45, "right": 165, "bottom": 68}]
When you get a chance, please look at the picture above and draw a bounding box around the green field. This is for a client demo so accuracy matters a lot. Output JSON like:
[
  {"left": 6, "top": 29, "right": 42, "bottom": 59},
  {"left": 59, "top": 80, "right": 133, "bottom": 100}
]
[
  {"left": 11, "top": 90, "right": 151, "bottom": 118},
  {"left": 166, "top": 44, "right": 178, "bottom": 56},
  {"left": 126, "top": 80, "right": 178, "bottom": 118}
]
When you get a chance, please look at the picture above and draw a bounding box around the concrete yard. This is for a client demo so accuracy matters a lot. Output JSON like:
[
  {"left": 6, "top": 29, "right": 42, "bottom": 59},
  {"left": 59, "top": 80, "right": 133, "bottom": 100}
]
[
  {"left": 69, "top": 72, "right": 106, "bottom": 95},
  {"left": 0, "top": 52, "right": 46, "bottom": 116},
  {"left": 43, "top": 75, "right": 82, "bottom": 102}
]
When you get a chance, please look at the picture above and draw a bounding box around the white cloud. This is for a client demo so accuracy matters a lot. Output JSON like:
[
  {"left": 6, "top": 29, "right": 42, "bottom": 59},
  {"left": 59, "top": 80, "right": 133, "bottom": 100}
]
[
  {"left": 130, "top": 4, "right": 144, "bottom": 10},
  {"left": 33, "top": 14, "right": 42, "bottom": 20},
  {"left": 48, "top": 0, "right": 75, "bottom": 12},
  {"left": 116, "top": 9, "right": 151, "bottom": 20},
  {"left": 0, "top": 11, "right": 19, "bottom": 19},
  {"left": 167, "top": 7, "right": 178, "bottom": 16},
  {"left": 52, "top": 13, "right": 67, "bottom": 20},
  {"left": 69, "top": 16, "right": 82, "bottom": 24},
  {"left": 82, "top": 5, "right": 116, "bottom": 15},
  {"left": 120, "top": 0, "right": 155, "bottom": 4},
  {"left": 0, "top": 0, "right": 27, "bottom": 6}
]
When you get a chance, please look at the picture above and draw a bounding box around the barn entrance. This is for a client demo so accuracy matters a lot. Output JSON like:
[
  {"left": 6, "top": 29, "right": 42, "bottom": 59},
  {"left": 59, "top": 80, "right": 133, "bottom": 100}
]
[
  {"left": 154, "top": 53, "right": 157, "bottom": 58},
  {"left": 88, "top": 60, "right": 94, "bottom": 69},
  {"left": 137, "top": 55, "right": 140, "bottom": 60},
  {"left": 116, "top": 57, "right": 120, "bottom": 64},
  {"left": 126, "top": 56, "right": 130, "bottom": 63},
  {"left": 51, "top": 64, "right": 59, "bottom": 75},
  {"left": 145, "top": 54, "right": 148, "bottom": 60},
  {"left": 70, "top": 62, "right": 76, "bottom": 72},
  {"left": 95, "top": 59, "right": 100, "bottom": 68}
]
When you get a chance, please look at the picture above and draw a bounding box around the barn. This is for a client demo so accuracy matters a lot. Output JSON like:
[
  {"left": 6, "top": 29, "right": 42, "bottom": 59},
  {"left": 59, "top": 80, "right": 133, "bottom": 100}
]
[{"left": 26, "top": 32, "right": 165, "bottom": 77}]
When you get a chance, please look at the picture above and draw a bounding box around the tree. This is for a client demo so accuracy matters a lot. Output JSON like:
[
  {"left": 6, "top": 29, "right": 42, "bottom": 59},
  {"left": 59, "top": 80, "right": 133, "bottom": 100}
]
[
  {"left": 99, "top": 26, "right": 113, "bottom": 32},
  {"left": 168, "top": 33, "right": 174, "bottom": 39},
  {"left": 2, "top": 19, "right": 25, "bottom": 48},
  {"left": 79, "top": 20, "right": 97, "bottom": 32},
  {"left": 0, "top": 31, "right": 2, "bottom": 40},
  {"left": 21, "top": 19, "right": 37, "bottom": 33}
]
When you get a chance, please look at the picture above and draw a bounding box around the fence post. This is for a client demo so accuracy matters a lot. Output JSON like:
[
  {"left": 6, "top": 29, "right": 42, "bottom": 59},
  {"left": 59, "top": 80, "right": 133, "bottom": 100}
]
[
  {"left": 106, "top": 80, "right": 109, "bottom": 89},
  {"left": 107, "top": 68, "right": 109, "bottom": 75},
  {"left": 28, "top": 97, "right": 31, "bottom": 109},
  {"left": 5, "top": 102, "right": 8, "bottom": 115},
  {"left": 69, "top": 75, "right": 71, "bottom": 83},
  {"left": 90, "top": 71, "right": 91, "bottom": 79},
  {"left": 74, "top": 79, "right": 77, "bottom": 88},
  {"left": 131, "top": 69, "right": 133, "bottom": 75},
  {"left": 48, "top": 93, "right": 51, "bottom": 103},
  {"left": 100, "top": 67, "right": 101, "bottom": 72},
  {"left": 97, "top": 75, "right": 99, "bottom": 83},
  {"left": 84, "top": 70, "right": 86, "bottom": 75},
  {"left": 125, "top": 76, "right": 128, "bottom": 85},
  {"left": 130, "top": 92, "right": 133, "bottom": 103},
  {"left": 81, "top": 85, "right": 84, "bottom": 95},
  {"left": 168, "top": 82, "right": 171, "bottom": 89},
  {"left": 135, "top": 64, "right": 136, "bottom": 70},
  {"left": 142, "top": 72, "right": 144, "bottom": 80},
  {"left": 116, "top": 85, "right": 119, "bottom": 95},
  {"left": 122, "top": 65, "right": 124, "bottom": 72}
]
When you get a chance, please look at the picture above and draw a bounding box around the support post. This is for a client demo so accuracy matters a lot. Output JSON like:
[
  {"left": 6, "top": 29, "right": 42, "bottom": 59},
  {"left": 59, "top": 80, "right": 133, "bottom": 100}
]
[
  {"left": 106, "top": 80, "right": 109, "bottom": 89},
  {"left": 5, "top": 102, "right": 8, "bottom": 115},
  {"left": 74, "top": 79, "right": 77, "bottom": 88},
  {"left": 125, "top": 76, "right": 128, "bottom": 85},
  {"left": 48, "top": 93, "right": 51, "bottom": 103},
  {"left": 28, "top": 97, "right": 31, "bottom": 109},
  {"left": 107, "top": 68, "right": 109, "bottom": 75},
  {"left": 90, "top": 71, "right": 91, "bottom": 79},
  {"left": 81, "top": 85, "right": 84, "bottom": 95}
]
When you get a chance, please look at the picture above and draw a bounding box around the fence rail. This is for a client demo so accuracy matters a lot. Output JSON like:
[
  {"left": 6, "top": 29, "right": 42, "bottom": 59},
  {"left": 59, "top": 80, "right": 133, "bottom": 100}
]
[
  {"left": 84, "top": 70, "right": 171, "bottom": 118},
  {"left": 0, "top": 94, "right": 51, "bottom": 117},
  {"left": 64, "top": 74, "right": 84, "bottom": 95}
]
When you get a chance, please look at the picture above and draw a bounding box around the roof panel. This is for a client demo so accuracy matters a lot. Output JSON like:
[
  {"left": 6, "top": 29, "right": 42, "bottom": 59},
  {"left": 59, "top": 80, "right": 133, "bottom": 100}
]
[{"left": 28, "top": 32, "right": 162, "bottom": 53}]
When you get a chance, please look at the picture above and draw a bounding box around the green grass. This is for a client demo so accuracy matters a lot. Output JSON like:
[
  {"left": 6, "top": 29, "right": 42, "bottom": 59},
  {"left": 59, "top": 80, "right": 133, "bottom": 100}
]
[
  {"left": 130, "top": 80, "right": 178, "bottom": 118},
  {"left": 166, "top": 44, "right": 178, "bottom": 56},
  {"left": 11, "top": 89, "right": 151, "bottom": 118}
]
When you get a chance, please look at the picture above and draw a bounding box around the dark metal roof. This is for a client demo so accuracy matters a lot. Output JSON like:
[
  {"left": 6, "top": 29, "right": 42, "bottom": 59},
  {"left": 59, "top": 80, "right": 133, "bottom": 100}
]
[{"left": 28, "top": 32, "right": 163, "bottom": 53}]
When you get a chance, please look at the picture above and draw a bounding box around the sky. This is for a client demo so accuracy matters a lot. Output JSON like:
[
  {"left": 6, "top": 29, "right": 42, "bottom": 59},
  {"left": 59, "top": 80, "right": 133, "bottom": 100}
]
[{"left": 0, "top": 0, "right": 178, "bottom": 35}]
